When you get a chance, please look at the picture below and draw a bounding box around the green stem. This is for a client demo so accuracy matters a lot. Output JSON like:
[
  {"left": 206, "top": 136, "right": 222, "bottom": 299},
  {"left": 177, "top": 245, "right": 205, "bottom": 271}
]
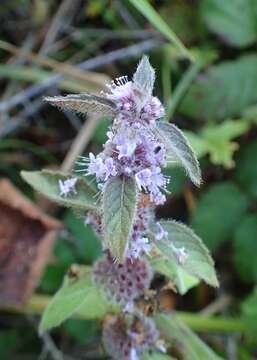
[
  {"left": 177, "top": 312, "right": 247, "bottom": 334},
  {"left": 3, "top": 294, "right": 248, "bottom": 334},
  {"left": 166, "top": 62, "right": 200, "bottom": 120},
  {"left": 128, "top": 0, "right": 194, "bottom": 62}
]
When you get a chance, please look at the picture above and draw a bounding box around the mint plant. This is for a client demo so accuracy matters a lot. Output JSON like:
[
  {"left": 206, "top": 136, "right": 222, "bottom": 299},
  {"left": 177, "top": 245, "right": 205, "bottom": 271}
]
[{"left": 22, "top": 56, "right": 219, "bottom": 360}]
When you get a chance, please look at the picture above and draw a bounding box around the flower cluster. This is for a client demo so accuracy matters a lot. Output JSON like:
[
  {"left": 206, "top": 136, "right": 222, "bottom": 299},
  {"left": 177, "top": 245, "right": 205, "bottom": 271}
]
[
  {"left": 41, "top": 55, "right": 201, "bottom": 360},
  {"left": 102, "top": 312, "right": 161, "bottom": 360},
  {"left": 93, "top": 251, "right": 153, "bottom": 307},
  {"left": 85, "top": 57, "right": 170, "bottom": 359},
  {"left": 87, "top": 202, "right": 154, "bottom": 260},
  {"left": 84, "top": 57, "right": 169, "bottom": 206}
]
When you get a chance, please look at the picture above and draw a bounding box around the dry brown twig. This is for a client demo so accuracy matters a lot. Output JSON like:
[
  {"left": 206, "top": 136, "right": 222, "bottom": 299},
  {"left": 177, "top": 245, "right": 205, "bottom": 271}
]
[
  {"left": 60, "top": 114, "right": 102, "bottom": 173},
  {"left": 0, "top": 40, "right": 109, "bottom": 88}
]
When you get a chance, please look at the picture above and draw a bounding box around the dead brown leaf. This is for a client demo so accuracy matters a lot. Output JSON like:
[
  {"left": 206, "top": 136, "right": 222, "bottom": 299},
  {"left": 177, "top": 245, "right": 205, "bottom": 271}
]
[{"left": 0, "top": 179, "right": 61, "bottom": 307}]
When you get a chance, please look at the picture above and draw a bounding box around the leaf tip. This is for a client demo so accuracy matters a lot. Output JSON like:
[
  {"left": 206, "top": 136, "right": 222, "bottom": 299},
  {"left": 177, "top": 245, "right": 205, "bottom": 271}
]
[{"left": 20, "top": 170, "right": 32, "bottom": 183}]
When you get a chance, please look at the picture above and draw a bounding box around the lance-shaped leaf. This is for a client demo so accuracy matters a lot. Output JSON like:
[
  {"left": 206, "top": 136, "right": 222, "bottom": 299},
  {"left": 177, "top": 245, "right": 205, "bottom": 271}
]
[
  {"left": 155, "top": 313, "right": 223, "bottom": 360},
  {"left": 154, "top": 122, "right": 201, "bottom": 186},
  {"left": 153, "top": 220, "right": 218, "bottom": 287},
  {"left": 40, "top": 266, "right": 118, "bottom": 333},
  {"left": 21, "top": 170, "right": 97, "bottom": 211},
  {"left": 133, "top": 56, "right": 155, "bottom": 97},
  {"left": 44, "top": 93, "right": 117, "bottom": 117},
  {"left": 103, "top": 176, "right": 137, "bottom": 262}
]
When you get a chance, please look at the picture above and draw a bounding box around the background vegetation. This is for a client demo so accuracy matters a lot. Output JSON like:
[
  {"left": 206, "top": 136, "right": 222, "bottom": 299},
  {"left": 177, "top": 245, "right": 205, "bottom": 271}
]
[{"left": 0, "top": 0, "right": 257, "bottom": 359}]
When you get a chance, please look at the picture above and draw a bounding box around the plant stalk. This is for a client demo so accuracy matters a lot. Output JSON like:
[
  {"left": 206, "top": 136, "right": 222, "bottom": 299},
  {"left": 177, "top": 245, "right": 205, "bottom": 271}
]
[{"left": 2, "top": 294, "right": 248, "bottom": 334}]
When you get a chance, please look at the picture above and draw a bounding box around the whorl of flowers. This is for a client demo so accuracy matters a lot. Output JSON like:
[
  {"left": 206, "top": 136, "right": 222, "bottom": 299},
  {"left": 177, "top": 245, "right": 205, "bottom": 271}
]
[
  {"left": 85, "top": 56, "right": 168, "bottom": 206},
  {"left": 93, "top": 251, "right": 153, "bottom": 307},
  {"left": 23, "top": 54, "right": 210, "bottom": 360},
  {"left": 55, "top": 57, "right": 188, "bottom": 359},
  {"left": 102, "top": 312, "right": 161, "bottom": 360}
]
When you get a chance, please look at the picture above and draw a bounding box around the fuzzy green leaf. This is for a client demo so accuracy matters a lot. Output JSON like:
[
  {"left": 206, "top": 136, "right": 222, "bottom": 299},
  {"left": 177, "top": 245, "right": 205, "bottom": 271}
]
[
  {"left": 235, "top": 139, "right": 257, "bottom": 199},
  {"left": 233, "top": 215, "right": 257, "bottom": 283},
  {"left": 155, "top": 122, "right": 201, "bottom": 186},
  {"left": 154, "top": 220, "right": 218, "bottom": 287},
  {"left": 103, "top": 176, "right": 137, "bottom": 262},
  {"left": 200, "top": 0, "right": 257, "bottom": 48},
  {"left": 45, "top": 93, "right": 117, "bottom": 117},
  {"left": 191, "top": 182, "right": 249, "bottom": 251},
  {"left": 150, "top": 257, "right": 199, "bottom": 295},
  {"left": 133, "top": 55, "right": 155, "bottom": 103},
  {"left": 21, "top": 170, "right": 97, "bottom": 211},
  {"left": 155, "top": 313, "right": 223, "bottom": 360},
  {"left": 40, "top": 267, "right": 117, "bottom": 333},
  {"left": 180, "top": 54, "right": 257, "bottom": 120}
]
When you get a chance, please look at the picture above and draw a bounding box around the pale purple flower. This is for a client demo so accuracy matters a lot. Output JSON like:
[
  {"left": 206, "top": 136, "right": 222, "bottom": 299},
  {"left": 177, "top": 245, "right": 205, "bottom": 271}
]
[
  {"left": 150, "top": 167, "right": 166, "bottom": 188},
  {"left": 135, "top": 167, "right": 168, "bottom": 205},
  {"left": 127, "top": 236, "right": 152, "bottom": 259},
  {"left": 135, "top": 168, "right": 152, "bottom": 190},
  {"left": 129, "top": 347, "right": 139, "bottom": 360},
  {"left": 150, "top": 190, "right": 166, "bottom": 205},
  {"left": 104, "top": 157, "right": 117, "bottom": 179},
  {"left": 59, "top": 177, "right": 77, "bottom": 197},
  {"left": 87, "top": 153, "right": 106, "bottom": 179},
  {"left": 123, "top": 301, "right": 134, "bottom": 314},
  {"left": 116, "top": 137, "right": 137, "bottom": 159},
  {"left": 175, "top": 247, "right": 188, "bottom": 265},
  {"left": 141, "top": 96, "right": 165, "bottom": 123},
  {"left": 155, "top": 223, "right": 168, "bottom": 241}
]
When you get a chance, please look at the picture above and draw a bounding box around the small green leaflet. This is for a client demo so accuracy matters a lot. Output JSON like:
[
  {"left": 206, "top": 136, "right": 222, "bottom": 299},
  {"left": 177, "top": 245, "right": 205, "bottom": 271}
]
[
  {"left": 184, "top": 119, "right": 250, "bottom": 168},
  {"left": 21, "top": 170, "right": 97, "bottom": 211},
  {"left": 155, "top": 313, "right": 223, "bottom": 360},
  {"left": 44, "top": 93, "right": 117, "bottom": 117},
  {"left": 154, "top": 220, "right": 218, "bottom": 287},
  {"left": 154, "top": 122, "right": 201, "bottom": 186},
  {"left": 103, "top": 175, "right": 137, "bottom": 262},
  {"left": 39, "top": 266, "right": 118, "bottom": 333}
]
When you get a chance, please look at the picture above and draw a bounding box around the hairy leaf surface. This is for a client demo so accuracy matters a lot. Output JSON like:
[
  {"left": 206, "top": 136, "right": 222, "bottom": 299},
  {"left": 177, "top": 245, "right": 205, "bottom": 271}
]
[
  {"left": 200, "top": 0, "right": 257, "bottom": 48},
  {"left": 180, "top": 54, "right": 257, "bottom": 120},
  {"left": 154, "top": 220, "right": 218, "bottom": 287},
  {"left": 191, "top": 182, "right": 249, "bottom": 250},
  {"left": 133, "top": 55, "right": 155, "bottom": 104},
  {"left": 154, "top": 122, "right": 201, "bottom": 186},
  {"left": 40, "top": 267, "right": 117, "bottom": 333},
  {"left": 103, "top": 176, "right": 137, "bottom": 262},
  {"left": 45, "top": 93, "right": 117, "bottom": 116},
  {"left": 21, "top": 170, "right": 97, "bottom": 211}
]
